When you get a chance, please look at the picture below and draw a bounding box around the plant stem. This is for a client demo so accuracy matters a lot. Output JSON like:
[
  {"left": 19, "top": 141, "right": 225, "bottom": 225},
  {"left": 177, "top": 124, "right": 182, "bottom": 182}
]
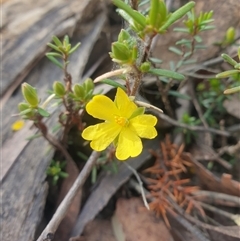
[{"left": 34, "top": 120, "right": 76, "bottom": 167}]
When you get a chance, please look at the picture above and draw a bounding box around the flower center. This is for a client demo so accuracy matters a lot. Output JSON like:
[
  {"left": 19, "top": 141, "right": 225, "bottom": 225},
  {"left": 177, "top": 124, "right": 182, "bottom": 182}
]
[{"left": 114, "top": 115, "right": 128, "bottom": 126}]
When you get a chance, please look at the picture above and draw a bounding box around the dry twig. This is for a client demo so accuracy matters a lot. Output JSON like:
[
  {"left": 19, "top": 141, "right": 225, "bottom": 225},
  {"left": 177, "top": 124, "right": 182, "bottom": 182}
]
[{"left": 37, "top": 151, "right": 100, "bottom": 241}]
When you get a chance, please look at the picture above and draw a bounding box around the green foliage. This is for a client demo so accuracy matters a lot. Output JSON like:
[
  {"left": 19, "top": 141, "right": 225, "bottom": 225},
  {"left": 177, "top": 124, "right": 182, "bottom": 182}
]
[
  {"left": 215, "top": 27, "right": 236, "bottom": 47},
  {"left": 197, "top": 79, "right": 226, "bottom": 126},
  {"left": 46, "top": 35, "right": 80, "bottom": 69},
  {"left": 216, "top": 47, "right": 240, "bottom": 94},
  {"left": 71, "top": 78, "right": 95, "bottom": 104},
  {"left": 15, "top": 1, "right": 229, "bottom": 183},
  {"left": 113, "top": 0, "right": 195, "bottom": 39},
  {"left": 19, "top": 83, "right": 50, "bottom": 119},
  {"left": 177, "top": 113, "right": 198, "bottom": 144},
  {"left": 47, "top": 160, "right": 68, "bottom": 185}
]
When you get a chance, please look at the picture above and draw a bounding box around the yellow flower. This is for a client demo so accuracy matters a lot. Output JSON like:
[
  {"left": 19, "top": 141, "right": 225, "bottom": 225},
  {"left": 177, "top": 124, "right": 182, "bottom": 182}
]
[
  {"left": 11, "top": 120, "right": 25, "bottom": 131},
  {"left": 82, "top": 88, "right": 157, "bottom": 160}
]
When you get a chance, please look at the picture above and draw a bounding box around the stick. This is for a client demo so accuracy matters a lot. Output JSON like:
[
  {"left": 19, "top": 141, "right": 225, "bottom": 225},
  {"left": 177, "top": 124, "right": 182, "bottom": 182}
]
[
  {"left": 156, "top": 112, "right": 230, "bottom": 137},
  {"left": 36, "top": 151, "right": 100, "bottom": 241},
  {"left": 125, "top": 163, "right": 150, "bottom": 210}
]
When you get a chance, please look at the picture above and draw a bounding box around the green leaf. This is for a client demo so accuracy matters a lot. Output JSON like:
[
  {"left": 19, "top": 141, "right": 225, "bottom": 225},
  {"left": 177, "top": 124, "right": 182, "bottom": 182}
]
[
  {"left": 112, "top": 0, "right": 146, "bottom": 27},
  {"left": 38, "top": 107, "right": 50, "bottom": 117},
  {"left": 176, "top": 39, "right": 192, "bottom": 45},
  {"left": 173, "top": 27, "right": 189, "bottom": 33},
  {"left": 159, "top": 1, "right": 195, "bottom": 32},
  {"left": 149, "top": 0, "right": 159, "bottom": 27},
  {"left": 46, "top": 52, "right": 63, "bottom": 57},
  {"left": 221, "top": 53, "right": 238, "bottom": 67},
  {"left": 21, "top": 83, "right": 39, "bottom": 107},
  {"left": 199, "top": 19, "right": 214, "bottom": 25},
  {"left": 52, "top": 123, "right": 62, "bottom": 133},
  {"left": 59, "top": 172, "right": 68, "bottom": 178},
  {"left": 148, "top": 68, "right": 185, "bottom": 80},
  {"left": 234, "top": 63, "right": 240, "bottom": 69},
  {"left": 169, "top": 46, "right": 183, "bottom": 55},
  {"left": 194, "top": 35, "right": 202, "bottom": 43},
  {"left": 182, "top": 59, "right": 197, "bottom": 65},
  {"left": 46, "top": 54, "right": 63, "bottom": 69},
  {"left": 100, "top": 79, "right": 126, "bottom": 91},
  {"left": 224, "top": 86, "right": 240, "bottom": 94},
  {"left": 201, "top": 25, "right": 215, "bottom": 31},
  {"left": 118, "top": 29, "right": 131, "bottom": 42},
  {"left": 47, "top": 43, "right": 62, "bottom": 52},
  {"left": 20, "top": 108, "right": 33, "bottom": 116},
  {"left": 168, "top": 90, "right": 191, "bottom": 100},
  {"left": 68, "top": 42, "right": 81, "bottom": 54},
  {"left": 91, "top": 166, "right": 97, "bottom": 184},
  {"left": 216, "top": 69, "right": 240, "bottom": 78},
  {"left": 111, "top": 42, "right": 131, "bottom": 62},
  {"left": 26, "top": 133, "right": 42, "bottom": 141},
  {"left": 149, "top": 57, "right": 162, "bottom": 64},
  {"left": 194, "top": 44, "right": 206, "bottom": 49},
  {"left": 129, "top": 107, "right": 145, "bottom": 119},
  {"left": 63, "top": 35, "right": 70, "bottom": 45},
  {"left": 52, "top": 36, "right": 63, "bottom": 47},
  {"left": 77, "top": 151, "right": 89, "bottom": 161}
]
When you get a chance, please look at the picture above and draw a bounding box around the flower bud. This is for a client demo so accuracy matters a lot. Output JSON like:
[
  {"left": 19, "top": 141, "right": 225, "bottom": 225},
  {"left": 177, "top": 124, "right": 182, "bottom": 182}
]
[
  {"left": 140, "top": 62, "right": 151, "bottom": 73},
  {"left": 21, "top": 83, "right": 39, "bottom": 107},
  {"left": 226, "top": 27, "right": 235, "bottom": 44},
  {"left": 53, "top": 81, "right": 65, "bottom": 97},
  {"left": 110, "top": 42, "right": 131, "bottom": 64},
  {"left": 73, "top": 84, "right": 85, "bottom": 99}
]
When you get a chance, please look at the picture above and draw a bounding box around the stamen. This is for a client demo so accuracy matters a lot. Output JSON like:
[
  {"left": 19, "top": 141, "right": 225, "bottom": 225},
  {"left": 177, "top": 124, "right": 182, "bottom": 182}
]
[{"left": 114, "top": 115, "right": 128, "bottom": 126}]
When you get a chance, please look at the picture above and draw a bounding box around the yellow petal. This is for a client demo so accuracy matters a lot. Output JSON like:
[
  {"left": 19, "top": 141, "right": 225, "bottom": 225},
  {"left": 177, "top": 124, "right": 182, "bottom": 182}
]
[
  {"left": 86, "top": 95, "right": 120, "bottom": 122},
  {"left": 114, "top": 88, "right": 138, "bottom": 119},
  {"left": 82, "top": 122, "right": 121, "bottom": 151},
  {"left": 115, "top": 127, "right": 142, "bottom": 160},
  {"left": 130, "top": 115, "right": 157, "bottom": 138},
  {"left": 11, "top": 120, "right": 25, "bottom": 131}
]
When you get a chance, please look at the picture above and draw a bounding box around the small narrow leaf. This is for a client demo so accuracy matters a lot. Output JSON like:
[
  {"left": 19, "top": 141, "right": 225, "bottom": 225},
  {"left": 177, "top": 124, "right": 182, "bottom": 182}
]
[
  {"left": 148, "top": 68, "right": 185, "bottom": 80},
  {"left": 149, "top": 57, "right": 162, "bottom": 64},
  {"left": 20, "top": 108, "right": 33, "bottom": 116},
  {"left": 47, "top": 43, "right": 62, "bottom": 52},
  {"left": 176, "top": 39, "right": 192, "bottom": 45},
  {"left": 63, "top": 35, "right": 70, "bottom": 45},
  {"left": 201, "top": 25, "right": 215, "bottom": 31},
  {"left": 173, "top": 27, "right": 189, "bottom": 33},
  {"left": 169, "top": 46, "right": 183, "bottom": 55},
  {"left": 46, "top": 54, "right": 63, "bottom": 69},
  {"left": 159, "top": 1, "right": 195, "bottom": 32},
  {"left": 182, "top": 59, "right": 197, "bottom": 65},
  {"left": 216, "top": 70, "right": 239, "bottom": 78},
  {"left": 38, "top": 107, "right": 50, "bottom": 117},
  {"left": 149, "top": 0, "right": 159, "bottom": 27},
  {"left": 112, "top": 0, "right": 146, "bottom": 27},
  {"left": 52, "top": 36, "right": 63, "bottom": 47},
  {"left": 224, "top": 86, "right": 240, "bottom": 94},
  {"left": 168, "top": 90, "right": 191, "bottom": 100},
  {"left": 46, "top": 52, "right": 62, "bottom": 57},
  {"left": 68, "top": 42, "right": 81, "bottom": 54},
  {"left": 100, "top": 79, "right": 126, "bottom": 91},
  {"left": 234, "top": 63, "right": 240, "bottom": 69},
  {"left": 26, "top": 133, "right": 42, "bottom": 140},
  {"left": 194, "top": 35, "right": 202, "bottom": 43},
  {"left": 221, "top": 53, "right": 238, "bottom": 66}
]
